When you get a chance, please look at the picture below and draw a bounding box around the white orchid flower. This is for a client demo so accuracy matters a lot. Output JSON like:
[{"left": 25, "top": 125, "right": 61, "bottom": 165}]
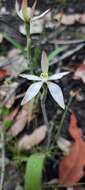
[
  {"left": 16, "top": 0, "right": 50, "bottom": 23},
  {"left": 20, "top": 51, "right": 69, "bottom": 109}
]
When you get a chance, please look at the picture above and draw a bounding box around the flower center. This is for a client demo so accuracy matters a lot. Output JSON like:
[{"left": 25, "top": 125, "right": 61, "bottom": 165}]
[{"left": 40, "top": 72, "right": 48, "bottom": 82}]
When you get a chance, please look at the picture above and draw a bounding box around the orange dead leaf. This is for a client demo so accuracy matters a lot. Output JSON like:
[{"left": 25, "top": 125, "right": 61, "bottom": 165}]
[
  {"left": 0, "top": 69, "right": 10, "bottom": 78},
  {"left": 59, "top": 112, "right": 85, "bottom": 186},
  {"left": 68, "top": 113, "right": 82, "bottom": 139}
]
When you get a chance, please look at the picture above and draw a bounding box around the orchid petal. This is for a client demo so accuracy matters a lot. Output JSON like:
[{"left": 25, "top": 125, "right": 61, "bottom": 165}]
[
  {"left": 20, "top": 74, "right": 41, "bottom": 81},
  {"left": 47, "top": 82, "right": 65, "bottom": 109},
  {"left": 21, "top": 81, "right": 43, "bottom": 105},
  {"left": 17, "top": 10, "right": 24, "bottom": 20},
  {"left": 48, "top": 72, "right": 69, "bottom": 80},
  {"left": 32, "top": 9, "right": 50, "bottom": 21},
  {"left": 16, "top": 0, "right": 24, "bottom": 20},
  {"left": 16, "top": 1, "right": 21, "bottom": 18},
  {"left": 41, "top": 51, "right": 49, "bottom": 73}
]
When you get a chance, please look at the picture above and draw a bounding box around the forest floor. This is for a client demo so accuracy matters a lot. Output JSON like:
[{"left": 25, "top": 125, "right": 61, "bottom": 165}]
[{"left": 0, "top": 1, "right": 85, "bottom": 190}]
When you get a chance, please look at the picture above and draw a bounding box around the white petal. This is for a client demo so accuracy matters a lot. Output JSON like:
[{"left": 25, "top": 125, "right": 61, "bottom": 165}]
[
  {"left": 32, "top": 9, "right": 50, "bottom": 21},
  {"left": 21, "top": 82, "right": 43, "bottom": 105},
  {"left": 18, "top": 10, "right": 24, "bottom": 20},
  {"left": 41, "top": 51, "right": 49, "bottom": 73},
  {"left": 47, "top": 82, "right": 65, "bottom": 109},
  {"left": 16, "top": 1, "right": 24, "bottom": 20},
  {"left": 19, "top": 24, "right": 26, "bottom": 35},
  {"left": 20, "top": 74, "right": 41, "bottom": 81},
  {"left": 15, "top": 1, "right": 20, "bottom": 16},
  {"left": 48, "top": 72, "right": 69, "bottom": 80}
]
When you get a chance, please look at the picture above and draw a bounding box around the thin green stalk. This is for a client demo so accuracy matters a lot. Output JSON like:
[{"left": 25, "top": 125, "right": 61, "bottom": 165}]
[
  {"left": 56, "top": 93, "right": 74, "bottom": 139},
  {"left": 41, "top": 85, "right": 53, "bottom": 148},
  {"left": 25, "top": 23, "right": 33, "bottom": 73},
  {"left": 41, "top": 85, "right": 48, "bottom": 127}
]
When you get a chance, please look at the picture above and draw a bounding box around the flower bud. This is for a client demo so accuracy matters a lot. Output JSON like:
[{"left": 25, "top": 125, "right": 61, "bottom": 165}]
[
  {"left": 16, "top": 0, "right": 32, "bottom": 22},
  {"left": 21, "top": 0, "right": 31, "bottom": 22}
]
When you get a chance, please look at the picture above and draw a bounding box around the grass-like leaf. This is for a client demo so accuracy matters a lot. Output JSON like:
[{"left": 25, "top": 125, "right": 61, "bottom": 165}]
[
  {"left": 25, "top": 153, "right": 45, "bottom": 190},
  {"left": 3, "top": 33, "right": 26, "bottom": 56},
  {"left": 48, "top": 46, "right": 67, "bottom": 62}
]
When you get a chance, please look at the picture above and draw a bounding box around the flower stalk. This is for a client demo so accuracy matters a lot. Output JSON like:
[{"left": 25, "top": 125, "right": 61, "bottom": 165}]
[
  {"left": 25, "top": 22, "right": 32, "bottom": 72},
  {"left": 56, "top": 91, "right": 75, "bottom": 139},
  {"left": 41, "top": 85, "right": 48, "bottom": 127},
  {"left": 41, "top": 85, "right": 53, "bottom": 148},
  {"left": 16, "top": 0, "right": 50, "bottom": 72}
]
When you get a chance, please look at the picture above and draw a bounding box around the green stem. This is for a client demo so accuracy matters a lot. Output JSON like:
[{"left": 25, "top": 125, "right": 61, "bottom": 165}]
[
  {"left": 41, "top": 85, "right": 48, "bottom": 127},
  {"left": 41, "top": 85, "right": 53, "bottom": 148},
  {"left": 57, "top": 94, "right": 74, "bottom": 139},
  {"left": 25, "top": 23, "right": 33, "bottom": 73}
]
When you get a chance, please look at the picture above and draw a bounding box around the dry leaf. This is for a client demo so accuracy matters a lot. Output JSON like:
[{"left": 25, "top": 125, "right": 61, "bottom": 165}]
[
  {"left": 8, "top": 49, "right": 21, "bottom": 58},
  {"left": 54, "top": 13, "right": 80, "bottom": 25},
  {"left": 0, "top": 69, "right": 10, "bottom": 79},
  {"left": 79, "top": 13, "right": 85, "bottom": 24},
  {"left": 5, "top": 94, "right": 15, "bottom": 108},
  {"left": 18, "top": 125, "right": 47, "bottom": 150},
  {"left": 55, "top": 14, "right": 76, "bottom": 25},
  {"left": 8, "top": 99, "right": 36, "bottom": 137},
  {"left": 73, "top": 64, "right": 85, "bottom": 83},
  {"left": 0, "top": 82, "right": 18, "bottom": 110},
  {"left": 3, "top": 49, "right": 28, "bottom": 77},
  {"left": 59, "top": 113, "right": 85, "bottom": 186},
  {"left": 8, "top": 104, "right": 29, "bottom": 137},
  {"left": 0, "top": 82, "right": 18, "bottom": 103},
  {"left": 54, "top": 12, "right": 85, "bottom": 25}
]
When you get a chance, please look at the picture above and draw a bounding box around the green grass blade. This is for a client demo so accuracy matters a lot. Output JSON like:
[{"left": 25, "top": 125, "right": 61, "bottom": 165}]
[
  {"left": 25, "top": 153, "right": 45, "bottom": 190},
  {"left": 3, "top": 33, "right": 26, "bottom": 56},
  {"left": 48, "top": 46, "right": 67, "bottom": 62}
]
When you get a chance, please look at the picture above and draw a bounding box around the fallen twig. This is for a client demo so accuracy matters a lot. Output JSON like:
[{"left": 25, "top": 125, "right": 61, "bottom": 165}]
[{"left": 51, "top": 39, "right": 85, "bottom": 45}]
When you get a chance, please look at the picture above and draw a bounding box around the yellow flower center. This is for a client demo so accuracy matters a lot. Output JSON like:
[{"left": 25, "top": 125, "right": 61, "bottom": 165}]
[{"left": 40, "top": 72, "right": 48, "bottom": 82}]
